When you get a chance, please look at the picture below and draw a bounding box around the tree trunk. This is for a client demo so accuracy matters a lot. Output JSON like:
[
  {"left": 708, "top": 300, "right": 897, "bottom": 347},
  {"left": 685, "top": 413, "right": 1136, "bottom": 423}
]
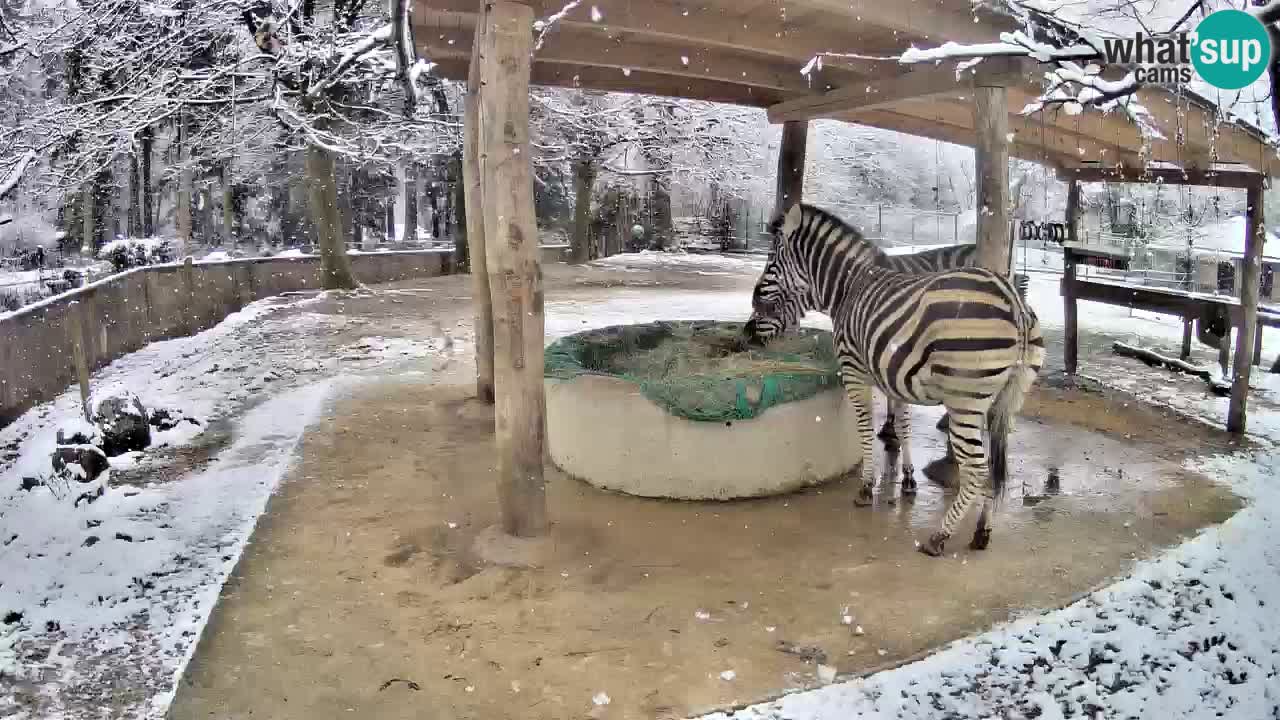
[
  {"left": 306, "top": 142, "right": 358, "bottom": 290},
  {"left": 394, "top": 160, "right": 408, "bottom": 242},
  {"left": 176, "top": 118, "right": 193, "bottom": 256},
  {"left": 127, "top": 153, "right": 142, "bottom": 237},
  {"left": 650, "top": 176, "right": 673, "bottom": 249},
  {"left": 140, "top": 126, "right": 155, "bottom": 236},
  {"left": 416, "top": 168, "right": 431, "bottom": 237},
  {"left": 81, "top": 183, "right": 94, "bottom": 255},
  {"left": 451, "top": 151, "right": 467, "bottom": 267},
  {"left": 221, "top": 161, "right": 235, "bottom": 246},
  {"left": 570, "top": 158, "right": 596, "bottom": 264},
  {"left": 404, "top": 162, "right": 418, "bottom": 243}
]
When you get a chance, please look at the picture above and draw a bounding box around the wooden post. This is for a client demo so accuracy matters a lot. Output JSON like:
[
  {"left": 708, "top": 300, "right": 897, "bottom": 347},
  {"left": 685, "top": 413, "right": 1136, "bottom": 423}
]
[
  {"left": 464, "top": 12, "right": 495, "bottom": 404},
  {"left": 1063, "top": 180, "right": 1080, "bottom": 375},
  {"left": 773, "top": 120, "right": 808, "bottom": 216},
  {"left": 1181, "top": 317, "right": 1194, "bottom": 360},
  {"left": 478, "top": 1, "right": 548, "bottom": 537},
  {"left": 973, "top": 78, "right": 1010, "bottom": 274},
  {"left": 1254, "top": 325, "right": 1264, "bottom": 366},
  {"left": 1228, "top": 182, "right": 1265, "bottom": 434},
  {"left": 67, "top": 301, "right": 92, "bottom": 421}
]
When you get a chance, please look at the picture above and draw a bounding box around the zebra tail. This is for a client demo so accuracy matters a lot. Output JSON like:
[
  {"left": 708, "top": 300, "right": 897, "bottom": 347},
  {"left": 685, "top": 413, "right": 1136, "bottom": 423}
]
[
  {"left": 985, "top": 366, "right": 1034, "bottom": 505},
  {"left": 986, "top": 288, "right": 1037, "bottom": 505}
]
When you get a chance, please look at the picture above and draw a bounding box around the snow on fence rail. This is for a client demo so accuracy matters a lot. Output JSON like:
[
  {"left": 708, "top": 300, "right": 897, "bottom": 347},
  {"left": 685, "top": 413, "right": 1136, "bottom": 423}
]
[{"left": 0, "top": 250, "right": 464, "bottom": 429}]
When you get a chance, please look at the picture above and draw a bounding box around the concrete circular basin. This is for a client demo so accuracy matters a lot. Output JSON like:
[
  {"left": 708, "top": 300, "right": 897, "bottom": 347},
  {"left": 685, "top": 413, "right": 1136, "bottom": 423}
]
[{"left": 543, "top": 321, "right": 862, "bottom": 500}]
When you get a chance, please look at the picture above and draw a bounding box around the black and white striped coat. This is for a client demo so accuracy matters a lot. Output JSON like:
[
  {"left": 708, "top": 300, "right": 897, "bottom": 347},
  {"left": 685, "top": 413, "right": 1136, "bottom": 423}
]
[
  {"left": 743, "top": 203, "right": 1045, "bottom": 556},
  {"left": 874, "top": 246, "right": 1029, "bottom": 447}
]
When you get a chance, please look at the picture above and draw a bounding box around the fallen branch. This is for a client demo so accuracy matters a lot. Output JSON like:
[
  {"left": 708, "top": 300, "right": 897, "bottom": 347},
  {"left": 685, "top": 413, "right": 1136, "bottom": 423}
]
[{"left": 1112, "top": 342, "right": 1230, "bottom": 396}]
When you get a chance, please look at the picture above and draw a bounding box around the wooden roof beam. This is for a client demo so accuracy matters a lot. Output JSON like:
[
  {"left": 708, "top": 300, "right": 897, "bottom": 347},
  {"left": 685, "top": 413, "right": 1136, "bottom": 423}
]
[
  {"left": 844, "top": 109, "right": 1080, "bottom": 169},
  {"left": 768, "top": 57, "right": 1030, "bottom": 124},
  {"left": 843, "top": 93, "right": 1144, "bottom": 168},
  {"left": 417, "top": 9, "right": 870, "bottom": 95},
  {"left": 416, "top": 1, "right": 901, "bottom": 78},
  {"left": 1057, "top": 164, "right": 1265, "bottom": 189},
  {"left": 428, "top": 58, "right": 787, "bottom": 107},
  {"left": 800, "top": 0, "right": 1013, "bottom": 44}
]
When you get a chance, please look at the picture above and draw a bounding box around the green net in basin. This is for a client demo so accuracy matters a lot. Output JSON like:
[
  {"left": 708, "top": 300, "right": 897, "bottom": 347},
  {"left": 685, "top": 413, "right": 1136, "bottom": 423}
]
[{"left": 544, "top": 320, "right": 840, "bottom": 422}]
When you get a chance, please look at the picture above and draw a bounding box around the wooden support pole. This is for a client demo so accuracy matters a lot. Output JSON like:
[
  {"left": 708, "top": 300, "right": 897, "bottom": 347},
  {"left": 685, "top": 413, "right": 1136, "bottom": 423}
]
[
  {"left": 1254, "top": 325, "right": 1264, "bottom": 366},
  {"left": 1228, "top": 182, "right": 1265, "bottom": 434},
  {"left": 1181, "top": 317, "right": 1194, "bottom": 360},
  {"left": 1063, "top": 180, "right": 1080, "bottom": 375},
  {"left": 464, "top": 11, "right": 495, "bottom": 404},
  {"left": 973, "top": 79, "right": 1010, "bottom": 275},
  {"left": 773, "top": 120, "right": 808, "bottom": 217},
  {"left": 478, "top": 1, "right": 548, "bottom": 537}
]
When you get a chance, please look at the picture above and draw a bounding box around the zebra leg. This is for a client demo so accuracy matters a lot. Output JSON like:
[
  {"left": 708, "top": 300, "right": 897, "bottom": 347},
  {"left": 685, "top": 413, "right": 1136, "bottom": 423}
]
[
  {"left": 919, "top": 408, "right": 987, "bottom": 557},
  {"left": 970, "top": 496, "right": 995, "bottom": 550},
  {"left": 895, "top": 401, "right": 916, "bottom": 495},
  {"left": 844, "top": 380, "right": 877, "bottom": 507},
  {"left": 877, "top": 397, "right": 900, "bottom": 452}
]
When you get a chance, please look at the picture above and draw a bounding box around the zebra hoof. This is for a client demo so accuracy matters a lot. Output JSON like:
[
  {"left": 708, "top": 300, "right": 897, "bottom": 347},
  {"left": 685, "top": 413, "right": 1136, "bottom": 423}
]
[
  {"left": 918, "top": 533, "right": 947, "bottom": 557},
  {"left": 969, "top": 528, "right": 992, "bottom": 551},
  {"left": 854, "top": 487, "right": 874, "bottom": 507}
]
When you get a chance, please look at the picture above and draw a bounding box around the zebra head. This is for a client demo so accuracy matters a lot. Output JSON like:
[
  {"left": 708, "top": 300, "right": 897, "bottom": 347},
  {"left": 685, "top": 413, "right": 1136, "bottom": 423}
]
[{"left": 744, "top": 204, "right": 811, "bottom": 346}]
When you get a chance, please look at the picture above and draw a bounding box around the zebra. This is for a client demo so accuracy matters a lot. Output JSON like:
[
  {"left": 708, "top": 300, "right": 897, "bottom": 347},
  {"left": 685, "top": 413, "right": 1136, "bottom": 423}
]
[
  {"left": 872, "top": 245, "right": 1030, "bottom": 451},
  {"left": 742, "top": 203, "right": 1045, "bottom": 556}
]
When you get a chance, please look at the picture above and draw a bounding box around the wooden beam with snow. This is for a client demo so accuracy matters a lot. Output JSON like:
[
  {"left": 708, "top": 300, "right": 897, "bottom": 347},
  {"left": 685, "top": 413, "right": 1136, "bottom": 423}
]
[
  {"left": 1058, "top": 164, "right": 1265, "bottom": 190},
  {"left": 418, "top": 0, "right": 901, "bottom": 78},
  {"left": 477, "top": 1, "right": 548, "bottom": 537},
  {"left": 767, "top": 58, "right": 1028, "bottom": 124},
  {"left": 463, "top": 13, "right": 494, "bottom": 405},
  {"left": 774, "top": 121, "right": 808, "bottom": 217},
  {"left": 418, "top": 18, "right": 868, "bottom": 96},
  {"left": 1228, "top": 182, "right": 1266, "bottom": 434}
]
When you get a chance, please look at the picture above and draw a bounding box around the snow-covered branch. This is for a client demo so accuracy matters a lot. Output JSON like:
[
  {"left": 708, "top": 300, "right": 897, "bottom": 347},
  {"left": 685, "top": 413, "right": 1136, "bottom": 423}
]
[
  {"left": 0, "top": 150, "right": 35, "bottom": 200},
  {"left": 899, "top": 23, "right": 1155, "bottom": 136}
]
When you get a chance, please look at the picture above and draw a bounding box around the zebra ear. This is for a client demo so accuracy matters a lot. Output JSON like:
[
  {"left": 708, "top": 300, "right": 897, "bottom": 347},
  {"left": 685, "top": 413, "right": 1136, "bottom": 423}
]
[{"left": 781, "top": 203, "right": 803, "bottom": 241}]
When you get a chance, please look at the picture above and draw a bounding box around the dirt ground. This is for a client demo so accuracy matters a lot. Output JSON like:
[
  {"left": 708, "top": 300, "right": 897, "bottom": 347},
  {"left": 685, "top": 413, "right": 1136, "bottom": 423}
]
[{"left": 168, "top": 263, "right": 1244, "bottom": 720}]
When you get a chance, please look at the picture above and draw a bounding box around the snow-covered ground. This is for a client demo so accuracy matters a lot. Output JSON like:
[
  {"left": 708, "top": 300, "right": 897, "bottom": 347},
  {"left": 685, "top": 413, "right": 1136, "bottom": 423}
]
[
  {"left": 3, "top": 251, "right": 1279, "bottom": 719},
  {"left": 0, "top": 291, "right": 452, "bottom": 718},
  {"left": 591, "top": 249, "right": 767, "bottom": 276},
  {"left": 698, "top": 451, "right": 1280, "bottom": 720}
]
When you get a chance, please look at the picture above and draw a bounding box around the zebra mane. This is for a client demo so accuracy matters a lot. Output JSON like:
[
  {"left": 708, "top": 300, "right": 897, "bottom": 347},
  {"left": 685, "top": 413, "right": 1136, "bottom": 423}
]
[{"left": 790, "top": 203, "right": 886, "bottom": 260}]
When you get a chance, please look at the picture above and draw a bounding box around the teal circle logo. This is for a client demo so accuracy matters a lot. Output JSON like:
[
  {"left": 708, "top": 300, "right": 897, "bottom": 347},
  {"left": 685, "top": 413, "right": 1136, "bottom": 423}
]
[{"left": 1192, "top": 9, "right": 1271, "bottom": 90}]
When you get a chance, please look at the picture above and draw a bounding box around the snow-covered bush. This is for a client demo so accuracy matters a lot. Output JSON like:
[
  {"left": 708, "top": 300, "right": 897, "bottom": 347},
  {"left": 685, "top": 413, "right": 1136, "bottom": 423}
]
[{"left": 98, "top": 237, "right": 176, "bottom": 271}]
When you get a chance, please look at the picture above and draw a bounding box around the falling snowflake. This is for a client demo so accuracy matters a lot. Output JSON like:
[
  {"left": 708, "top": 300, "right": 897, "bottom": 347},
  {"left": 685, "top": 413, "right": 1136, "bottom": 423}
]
[
  {"left": 592, "top": 691, "right": 611, "bottom": 705},
  {"left": 590, "top": 5, "right": 602, "bottom": 21},
  {"left": 719, "top": 670, "right": 737, "bottom": 681}
]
